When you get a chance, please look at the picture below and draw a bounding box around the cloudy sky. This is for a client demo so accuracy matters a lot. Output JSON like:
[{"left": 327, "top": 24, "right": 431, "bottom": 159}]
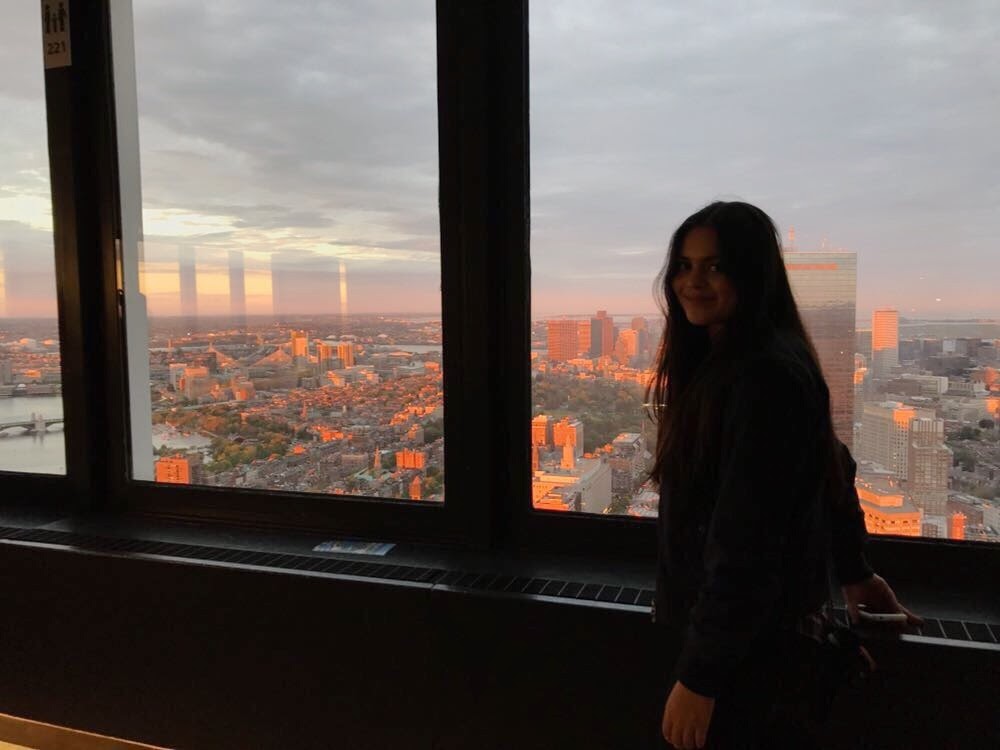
[{"left": 1, "top": 0, "right": 998, "bottom": 321}]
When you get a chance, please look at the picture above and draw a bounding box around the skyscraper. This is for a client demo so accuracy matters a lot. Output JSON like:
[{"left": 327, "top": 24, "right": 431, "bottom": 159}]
[
  {"left": 337, "top": 341, "right": 355, "bottom": 368},
  {"left": 590, "top": 310, "right": 614, "bottom": 358},
  {"left": 631, "top": 317, "right": 650, "bottom": 357},
  {"left": 546, "top": 319, "right": 579, "bottom": 362},
  {"left": 316, "top": 341, "right": 337, "bottom": 371},
  {"left": 531, "top": 414, "right": 553, "bottom": 447},
  {"left": 290, "top": 330, "right": 309, "bottom": 361},
  {"left": 577, "top": 320, "right": 591, "bottom": 356},
  {"left": 155, "top": 455, "right": 198, "bottom": 484},
  {"left": 907, "top": 418, "right": 952, "bottom": 516},
  {"left": 784, "top": 252, "right": 856, "bottom": 447},
  {"left": 872, "top": 309, "right": 899, "bottom": 379},
  {"left": 552, "top": 417, "right": 584, "bottom": 458},
  {"left": 860, "top": 401, "right": 932, "bottom": 478}
]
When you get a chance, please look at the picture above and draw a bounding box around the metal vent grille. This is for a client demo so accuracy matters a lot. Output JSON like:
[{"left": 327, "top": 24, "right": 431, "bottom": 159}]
[{"left": 1, "top": 527, "right": 996, "bottom": 642}]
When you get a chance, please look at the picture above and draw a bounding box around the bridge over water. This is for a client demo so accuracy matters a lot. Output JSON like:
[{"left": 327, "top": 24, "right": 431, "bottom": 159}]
[{"left": 0, "top": 414, "right": 64, "bottom": 435}]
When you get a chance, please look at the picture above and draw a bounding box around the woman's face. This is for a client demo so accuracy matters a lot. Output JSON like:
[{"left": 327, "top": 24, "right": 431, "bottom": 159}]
[{"left": 670, "top": 226, "right": 738, "bottom": 336}]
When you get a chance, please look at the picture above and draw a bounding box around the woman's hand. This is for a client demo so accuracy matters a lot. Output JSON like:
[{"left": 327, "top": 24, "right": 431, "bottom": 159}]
[
  {"left": 661, "top": 681, "right": 715, "bottom": 749},
  {"left": 842, "top": 573, "right": 923, "bottom": 629}
]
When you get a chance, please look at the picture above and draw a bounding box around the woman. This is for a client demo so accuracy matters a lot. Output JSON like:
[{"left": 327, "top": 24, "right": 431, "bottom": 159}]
[{"left": 648, "top": 201, "right": 920, "bottom": 749}]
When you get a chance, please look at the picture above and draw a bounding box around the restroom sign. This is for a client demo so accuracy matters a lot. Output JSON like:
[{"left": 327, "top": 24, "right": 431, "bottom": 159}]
[{"left": 42, "top": 0, "right": 72, "bottom": 69}]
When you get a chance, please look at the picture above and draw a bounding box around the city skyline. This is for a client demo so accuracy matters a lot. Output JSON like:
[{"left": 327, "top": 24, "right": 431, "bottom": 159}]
[{"left": 3, "top": 2, "right": 1000, "bottom": 319}]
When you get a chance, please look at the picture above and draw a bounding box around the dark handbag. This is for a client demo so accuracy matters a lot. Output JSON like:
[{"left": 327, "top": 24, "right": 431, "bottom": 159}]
[{"left": 771, "top": 616, "right": 874, "bottom": 730}]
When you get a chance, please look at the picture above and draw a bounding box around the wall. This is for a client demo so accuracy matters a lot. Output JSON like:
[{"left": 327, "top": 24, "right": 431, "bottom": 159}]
[{"left": 0, "top": 543, "right": 995, "bottom": 749}]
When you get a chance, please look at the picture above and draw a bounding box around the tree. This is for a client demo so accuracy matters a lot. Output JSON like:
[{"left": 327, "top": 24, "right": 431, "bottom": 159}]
[{"left": 978, "top": 418, "right": 994, "bottom": 430}]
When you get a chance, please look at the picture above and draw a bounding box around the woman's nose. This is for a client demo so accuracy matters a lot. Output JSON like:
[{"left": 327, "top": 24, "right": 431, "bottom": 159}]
[{"left": 688, "top": 268, "right": 707, "bottom": 285}]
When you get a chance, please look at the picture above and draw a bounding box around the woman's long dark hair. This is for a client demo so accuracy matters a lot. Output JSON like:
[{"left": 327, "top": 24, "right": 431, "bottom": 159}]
[{"left": 646, "top": 201, "right": 841, "bottom": 497}]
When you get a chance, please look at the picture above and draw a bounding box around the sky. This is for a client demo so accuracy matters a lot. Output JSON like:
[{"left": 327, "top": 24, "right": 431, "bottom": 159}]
[{"left": 1, "top": 0, "right": 998, "bottom": 321}]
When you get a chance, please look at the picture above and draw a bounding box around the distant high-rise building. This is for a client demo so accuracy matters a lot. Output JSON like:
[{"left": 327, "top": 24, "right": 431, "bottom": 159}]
[
  {"left": 316, "top": 341, "right": 336, "bottom": 371},
  {"left": 859, "top": 401, "right": 931, "bottom": 478},
  {"left": 590, "top": 310, "right": 615, "bottom": 358},
  {"left": 631, "top": 317, "right": 650, "bottom": 356},
  {"left": 546, "top": 319, "right": 579, "bottom": 362},
  {"left": 0, "top": 359, "right": 12, "bottom": 385},
  {"left": 948, "top": 512, "right": 966, "bottom": 541},
  {"left": 855, "top": 476, "right": 922, "bottom": 537},
  {"left": 396, "top": 448, "right": 427, "bottom": 470},
  {"left": 784, "top": 252, "right": 856, "bottom": 447},
  {"left": 853, "top": 367, "right": 868, "bottom": 424},
  {"left": 617, "top": 329, "right": 639, "bottom": 363},
  {"left": 408, "top": 474, "right": 422, "bottom": 501},
  {"left": 577, "top": 320, "right": 591, "bottom": 356},
  {"left": 337, "top": 341, "right": 355, "bottom": 368},
  {"left": 552, "top": 417, "right": 584, "bottom": 458},
  {"left": 872, "top": 309, "right": 899, "bottom": 379},
  {"left": 532, "top": 414, "right": 553, "bottom": 447},
  {"left": 907, "top": 418, "right": 951, "bottom": 516},
  {"left": 181, "top": 365, "right": 213, "bottom": 400},
  {"left": 560, "top": 442, "right": 576, "bottom": 470},
  {"left": 610, "top": 433, "right": 644, "bottom": 494},
  {"left": 155, "top": 455, "right": 200, "bottom": 484},
  {"left": 168, "top": 362, "right": 186, "bottom": 391},
  {"left": 290, "top": 331, "right": 309, "bottom": 361}
]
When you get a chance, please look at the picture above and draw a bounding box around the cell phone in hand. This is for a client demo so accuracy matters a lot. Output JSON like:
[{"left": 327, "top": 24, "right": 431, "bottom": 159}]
[{"left": 856, "top": 604, "right": 907, "bottom": 624}]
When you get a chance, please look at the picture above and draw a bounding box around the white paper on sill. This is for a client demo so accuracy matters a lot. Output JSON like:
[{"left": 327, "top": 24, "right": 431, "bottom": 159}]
[{"left": 313, "top": 540, "right": 395, "bottom": 556}]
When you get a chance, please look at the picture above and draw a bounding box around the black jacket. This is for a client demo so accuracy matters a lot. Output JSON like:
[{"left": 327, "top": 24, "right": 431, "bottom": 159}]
[{"left": 653, "top": 345, "right": 872, "bottom": 698}]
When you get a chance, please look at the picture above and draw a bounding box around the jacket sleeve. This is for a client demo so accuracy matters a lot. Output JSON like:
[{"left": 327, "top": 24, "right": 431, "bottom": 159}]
[
  {"left": 830, "top": 443, "right": 874, "bottom": 585},
  {"left": 673, "top": 364, "right": 820, "bottom": 698}
]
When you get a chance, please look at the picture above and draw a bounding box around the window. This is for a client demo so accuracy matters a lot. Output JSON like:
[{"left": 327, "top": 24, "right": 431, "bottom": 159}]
[
  {"left": 0, "top": 3, "right": 67, "bottom": 475},
  {"left": 115, "top": 1, "right": 444, "bottom": 502},
  {"left": 529, "top": 1, "right": 1000, "bottom": 543}
]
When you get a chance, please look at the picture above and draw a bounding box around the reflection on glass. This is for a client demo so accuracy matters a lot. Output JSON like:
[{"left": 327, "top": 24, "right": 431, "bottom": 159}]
[
  {"left": 0, "top": 3, "right": 66, "bottom": 474},
  {"left": 530, "top": 2, "right": 1000, "bottom": 543},
  {"left": 116, "top": 1, "right": 443, "bottom": 501}
]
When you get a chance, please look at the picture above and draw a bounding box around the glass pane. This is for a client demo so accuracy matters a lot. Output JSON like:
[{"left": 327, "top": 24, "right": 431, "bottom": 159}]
[
  {"left": 114, "top": 1, "right": 443, "bottom": 501},
  {"left": 0, "top": 4, "right": 66, "bottom": 475},
  {"left": 530, "top": 2, "right": 1000, "bottom": 543}
]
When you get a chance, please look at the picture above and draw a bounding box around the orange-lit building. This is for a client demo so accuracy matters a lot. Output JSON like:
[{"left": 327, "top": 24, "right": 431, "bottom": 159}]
[
  {"left": 855, "top": 476, "right": 922, "bottom": 536},
  {"left": 531, "top": 414, "right": 553, "bottom": 447},
  {"left": 337, "top": 341, "right": 355, "bottom": 368},
  {"left": 396, "top": 448, "right": 427, "bottom": 470},
  {"left": 552, "top": 417, "right": 583, "bottom": 458},
  {"left": 532, "top": 458, "right": 612, "bottom": 514},
  {"left": 316, "top": 341, "right": 337, "bottom": 371},
  {"left": 546, "top": 319, "right": 579, "bottom": 362},
  {"left": 290, "top": 330, "right": 309, "bottom": 360},
  {"left": 231, "top": 379, "right": 256, "bottom": 401},
  {"left": 616, "top": 329, "right": 638, "bottom": 364},
  {"left": 577, "top": 320, "right": 591, "bottom": 356},
  {"left": 949, "top": 512, "right": 966, "bottom": 541},
  {"left": 409, "top": 474, "right": 422, "bottom": 501},
  {"left": 860, "top": 401, "right": 933, "bottom": 478},
  {"left": 872, "top": 308, "right": 899, "bottom": 379},
  {"left": 155, "top": 455, "right": 199, "bottom": 485}
]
